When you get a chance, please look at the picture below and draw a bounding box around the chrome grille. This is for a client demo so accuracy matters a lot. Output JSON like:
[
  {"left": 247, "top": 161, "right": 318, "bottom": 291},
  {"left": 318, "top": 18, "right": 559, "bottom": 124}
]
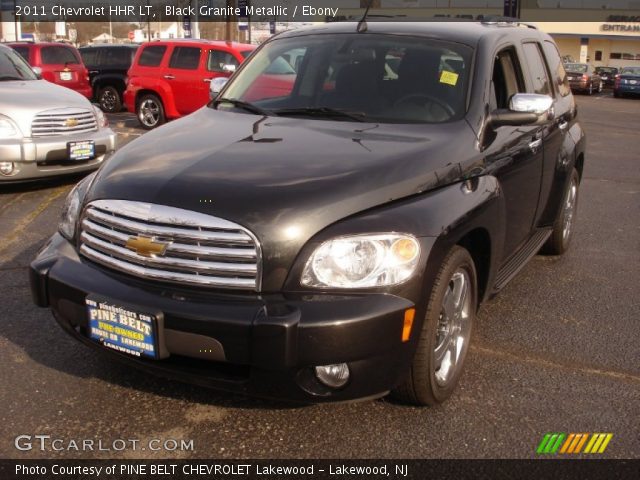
[
  {"left": 31, "top": 108, "right": 97, "bottom": 137},
  {"left": 80, "top": 200, "right": 261, "bottom": 290}
]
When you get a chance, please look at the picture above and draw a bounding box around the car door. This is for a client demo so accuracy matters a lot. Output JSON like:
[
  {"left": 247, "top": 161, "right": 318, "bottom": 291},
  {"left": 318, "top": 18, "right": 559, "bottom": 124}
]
[
  {"left": 535, "top": 40, "right": 575, "bottom": 225},
  {"left": 164, "top": 45, "right": 205, "bottom": 115},
  {"left": 484, "top": 46, "right": 545, "bottom": 259}
]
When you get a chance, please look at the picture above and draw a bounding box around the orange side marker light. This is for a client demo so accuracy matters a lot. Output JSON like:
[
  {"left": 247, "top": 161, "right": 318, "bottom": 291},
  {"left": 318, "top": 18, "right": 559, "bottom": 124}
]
[{"left": 402, "top": 308, "right": 415, "bottom": 342}]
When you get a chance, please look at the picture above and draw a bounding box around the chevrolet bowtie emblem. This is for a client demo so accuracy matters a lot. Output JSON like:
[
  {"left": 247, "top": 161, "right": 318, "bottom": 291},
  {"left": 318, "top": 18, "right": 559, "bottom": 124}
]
[
  {"left": 125, "top": 235, "right": 169, "bottom": 257},
  {"left": 65, "top": 118, "right": 79, "bottom": 128}
]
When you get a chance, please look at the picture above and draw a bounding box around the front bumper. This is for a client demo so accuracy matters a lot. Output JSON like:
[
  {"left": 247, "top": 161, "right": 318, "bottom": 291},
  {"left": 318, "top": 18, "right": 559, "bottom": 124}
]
[
  {"left": 0, "top": 128, "right": 116, "bottom": 182},
  {"left": 30, "top": 234, "right": 418, "bottom": 403},
  {"left": 615, "top": 84, "right": 640, "bottom": 95}
]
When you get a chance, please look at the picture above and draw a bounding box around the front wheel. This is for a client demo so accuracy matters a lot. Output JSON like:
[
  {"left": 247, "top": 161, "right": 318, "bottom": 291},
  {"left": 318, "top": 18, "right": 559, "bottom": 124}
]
[
  {"left": 393, "top": 246, "right": 477, "bottom": 406},
  {"left": 543, "top": 168, "right": 580, "bottom": 255},
  {"left": 136, "top": 94, "right": 165, "bottom": 129}
]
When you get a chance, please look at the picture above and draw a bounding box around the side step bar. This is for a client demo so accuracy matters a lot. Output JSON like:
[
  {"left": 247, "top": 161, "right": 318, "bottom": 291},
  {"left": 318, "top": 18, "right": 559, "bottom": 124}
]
[{"left": 493, "top": 228, "right": 552, "bottom": 292}]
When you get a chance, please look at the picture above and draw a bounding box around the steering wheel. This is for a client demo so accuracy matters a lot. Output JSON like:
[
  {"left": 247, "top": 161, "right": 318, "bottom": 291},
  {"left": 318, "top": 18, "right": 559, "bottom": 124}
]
[{"left": 393, "top": 93, "right": 456, "bottom": 119}]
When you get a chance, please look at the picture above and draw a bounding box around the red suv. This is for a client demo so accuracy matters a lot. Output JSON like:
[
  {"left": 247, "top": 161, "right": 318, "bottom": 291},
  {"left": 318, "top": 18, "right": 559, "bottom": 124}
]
[
  {"left": 7, "top": 42, "right": 92, "bottom": 99},
  {"left": 124, "top": 40, "right": 256, "bottom": 129}
]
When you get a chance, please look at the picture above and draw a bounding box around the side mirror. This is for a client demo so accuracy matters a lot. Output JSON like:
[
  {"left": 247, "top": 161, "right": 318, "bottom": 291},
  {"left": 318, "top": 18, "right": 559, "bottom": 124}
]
[
  {"left": 222, "top": 64, "right": 236, "bottom": 73},
  {"left": 490, "top": 93, "right": 554, "bottom": 128},
  {"left": 32, "top": 66, "right": 42, "bottom": 79},
  {"left": 209, "top": 77, "right": 229, "bottom": 100}
]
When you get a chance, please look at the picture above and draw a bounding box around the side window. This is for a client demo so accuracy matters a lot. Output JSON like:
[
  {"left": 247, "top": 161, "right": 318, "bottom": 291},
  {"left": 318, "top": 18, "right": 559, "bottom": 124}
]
[
  {"left": 522, "top": 42, "right": 552, "bottom": 96},
  {"left": 102, "top": 48, "right": 130, "bottom": 67},
  {"left": 542, "top": 40, "right": 571, "bottom": 97},
  {"left": 138, "top": 46, "right": 166, "bottom": 67},
  {"left": 168, "top": 47, "right": 201, "bottom": 70},
  {"left": 207, "top": 50, "right": 239, "bottom": 72},
  {"left": 41, "top": 47, "right": 79, "bottom": 65},
  {"left": 492, "top": 48, "right": 525, "bottom": 110},
  {"left": 12, "top": 46, "right": 30, "bottom": 63}
]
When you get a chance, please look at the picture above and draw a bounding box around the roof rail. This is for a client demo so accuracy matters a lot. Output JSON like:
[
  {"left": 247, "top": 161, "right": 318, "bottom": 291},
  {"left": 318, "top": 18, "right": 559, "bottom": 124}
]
[{"left": 480, "top": 16, "right": 537, "bottom": 29}]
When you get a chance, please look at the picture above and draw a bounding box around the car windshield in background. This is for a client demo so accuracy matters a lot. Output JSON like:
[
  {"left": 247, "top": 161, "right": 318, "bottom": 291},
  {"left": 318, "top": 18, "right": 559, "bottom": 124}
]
[
  {"left": 0, "top": 48, "right": 36, "bottom": 81},
  {"left": 217, "top": 34, "right": 472, "bottom": 124},
  {"left": 621, "top": 67, "right": 640, "bottom": 75},
  {"left": 565, "top": 63, "right": 588, "bottom": 73}
]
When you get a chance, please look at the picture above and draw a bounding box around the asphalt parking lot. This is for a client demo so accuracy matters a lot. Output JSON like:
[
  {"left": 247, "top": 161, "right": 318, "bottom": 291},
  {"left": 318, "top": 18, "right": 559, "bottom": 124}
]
[{"left": 0, "top": 92, "right": 638, "bottom": 460}]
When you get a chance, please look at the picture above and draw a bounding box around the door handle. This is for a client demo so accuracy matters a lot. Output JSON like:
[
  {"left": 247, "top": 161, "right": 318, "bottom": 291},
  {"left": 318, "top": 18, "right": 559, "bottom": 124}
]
[
  {"left": 203, "top": 78, "right": 212, "bottom": 83},
  {"left": 89, "top": 70, "right": 99, "bottom": 74},
  {"left": 528, "top": 139, "right": 542, "bottom": 153},
  {"left": 163, "top": 74, "right": 175, "bottom": 80},
  {"left": 558, "top": 120, "right": 569, "bottom": 131}
]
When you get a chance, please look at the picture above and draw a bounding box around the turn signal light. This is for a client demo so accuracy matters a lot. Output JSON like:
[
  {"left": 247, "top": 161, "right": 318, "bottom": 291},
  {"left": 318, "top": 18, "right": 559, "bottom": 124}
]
[{"left": 402, "top": 308, "right": 415, "bottom": 342}]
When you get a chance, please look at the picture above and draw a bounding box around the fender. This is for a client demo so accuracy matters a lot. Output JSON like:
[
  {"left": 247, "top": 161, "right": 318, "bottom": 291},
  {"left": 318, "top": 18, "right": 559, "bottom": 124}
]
[
  {"left": 134, "top": 81, "right": 180, "bottom": 119},
  {"left": 284, "top": 175, "right": 506, "bottom": 305}
]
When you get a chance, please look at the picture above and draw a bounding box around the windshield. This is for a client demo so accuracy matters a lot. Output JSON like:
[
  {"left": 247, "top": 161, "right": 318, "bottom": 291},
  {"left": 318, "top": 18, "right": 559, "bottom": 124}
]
[
  {"left": 0, "top": 47, "right": 37, "bottom": 81},
  {"left": 216, "top": 33, "right": 472, "bottom": 124},
  {"left": 621, "top": 67, "right": 640, "bottom": 75},
  {"left": 565, "top": 63, "right": 588, "bottom": 73}
]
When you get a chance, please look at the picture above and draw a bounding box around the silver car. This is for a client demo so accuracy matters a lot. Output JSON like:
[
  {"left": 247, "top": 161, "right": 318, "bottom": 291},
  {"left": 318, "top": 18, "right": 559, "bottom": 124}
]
[{"left": 0, "top": 44, "right": 116, "bottom": 182}]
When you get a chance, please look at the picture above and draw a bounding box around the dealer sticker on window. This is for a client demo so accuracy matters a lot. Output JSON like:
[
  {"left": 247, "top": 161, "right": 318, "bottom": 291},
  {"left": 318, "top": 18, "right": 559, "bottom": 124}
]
[
  {"left": 440, "top": 70, "right": 459, "bottom": 86},
  {"left": 86, "top": 298, "right": 158, "bottom": 359}
]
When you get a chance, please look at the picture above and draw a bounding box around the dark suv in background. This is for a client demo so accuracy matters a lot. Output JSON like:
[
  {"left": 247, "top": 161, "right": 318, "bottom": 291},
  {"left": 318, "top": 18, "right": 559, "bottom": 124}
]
[{"left": 80, "top": 44, "right": 138, "bottom": 112}]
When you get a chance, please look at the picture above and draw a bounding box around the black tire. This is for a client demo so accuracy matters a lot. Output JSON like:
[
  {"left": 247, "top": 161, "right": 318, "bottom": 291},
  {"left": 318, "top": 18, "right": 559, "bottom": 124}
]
[
  {"left": 393, "top": 246, "right": 477, "bottom": 406},
  {"left": 98, "top": 86, "right": 122, "bottom": 113},
  {"left": 136, "top": 93, "right": 165, "bottom": 130},
  {"left": 543, "top": 168, "right": 580, "bottom": 255}
]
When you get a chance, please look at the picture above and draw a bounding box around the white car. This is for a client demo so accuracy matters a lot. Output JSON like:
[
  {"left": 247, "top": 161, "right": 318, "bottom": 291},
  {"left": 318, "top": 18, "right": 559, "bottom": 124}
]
[{"left": 0, "top": 44, "right": 116, "bottom": 182}]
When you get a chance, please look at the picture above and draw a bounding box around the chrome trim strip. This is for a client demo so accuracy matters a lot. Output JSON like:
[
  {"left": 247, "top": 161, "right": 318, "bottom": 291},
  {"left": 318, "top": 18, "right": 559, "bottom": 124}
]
[
  {"left": 82, "top": 219, "right": 257, "bottom": 259},
  {"left": 81, "top": 233, "right": 257, "bottom": 275},
  {"left": 80, "top": 246, "right": 256, "bottom": 288},
  {"left": 80, "top": 200, "right": 263, "bottom": 291},
  {"left": 86, "top": 209, "right": 253, "bottom": 244}
]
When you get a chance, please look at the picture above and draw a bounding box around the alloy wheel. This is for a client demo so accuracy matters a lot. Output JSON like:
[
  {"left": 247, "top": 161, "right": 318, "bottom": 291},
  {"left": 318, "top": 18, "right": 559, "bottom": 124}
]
[
  {"left": 139, "top": 99, "right": 161, "bottom": 127},
  {"left": 562, "top": 176, "right": 578, "bottom": 243},
  {"left": 434, "top": 269, "right": 473, "bottom": 387}
]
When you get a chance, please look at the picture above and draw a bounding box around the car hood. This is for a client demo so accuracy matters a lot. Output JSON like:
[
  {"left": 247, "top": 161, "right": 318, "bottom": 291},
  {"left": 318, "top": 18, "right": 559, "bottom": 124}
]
[
  {"left": 0, "top": 79, "right": 92, "bottom": 135},
  {"left": 89, "top": 107, "right": 478, "bottom": 289}
]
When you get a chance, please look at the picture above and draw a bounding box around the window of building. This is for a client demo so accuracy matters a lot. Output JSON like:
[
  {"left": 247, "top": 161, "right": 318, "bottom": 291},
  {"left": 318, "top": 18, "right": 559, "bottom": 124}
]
[{"left": 595, "top": 50, "right": 603, "bottom": 61}]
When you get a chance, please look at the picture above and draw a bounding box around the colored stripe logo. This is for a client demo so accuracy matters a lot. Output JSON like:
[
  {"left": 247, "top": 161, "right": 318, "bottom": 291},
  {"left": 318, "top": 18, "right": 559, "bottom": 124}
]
[{"left": 536, "top": 433, "right": 613, "bottom": 454}]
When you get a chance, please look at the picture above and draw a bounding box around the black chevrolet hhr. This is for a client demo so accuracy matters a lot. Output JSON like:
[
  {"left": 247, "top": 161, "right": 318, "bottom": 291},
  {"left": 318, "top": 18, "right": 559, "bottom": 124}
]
[{"left": 31, "top": 21, "right": 585, "bottom": 405}]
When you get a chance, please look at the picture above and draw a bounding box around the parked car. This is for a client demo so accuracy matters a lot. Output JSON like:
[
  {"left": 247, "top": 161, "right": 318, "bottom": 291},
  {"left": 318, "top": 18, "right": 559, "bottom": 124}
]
[
  {"left": 79, "top": 44, "right": 138, "bottom": 112},
  {"left": 564, "top": 63, "right": 602, "bottom": 94},
  {"left": 0, "top": 44, "right": 115, "bottom": 182},
  {"left": 594, "top": 66, "right": 618, "bottom": 88},
  {"left": 31, "top": 22, "right": 585, "bottom": 405},
  {"left": 613, "top": 66, "right": 640, "bottom": 98},
  {"left": 7, "top": 41, "right": 92, "bottom": 99},
  {"left": 123, "top": 40, "right": 256, "bottom": 129}
]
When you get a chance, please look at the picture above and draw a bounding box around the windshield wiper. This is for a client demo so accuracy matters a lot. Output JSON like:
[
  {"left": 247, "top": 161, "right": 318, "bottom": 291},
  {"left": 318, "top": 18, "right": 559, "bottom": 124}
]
[
  {"left": 273, "top": 107, "right": 368, "bottom": 122},
  {"left": 212, "top": 98, "right": 272, "bottom": 116}
]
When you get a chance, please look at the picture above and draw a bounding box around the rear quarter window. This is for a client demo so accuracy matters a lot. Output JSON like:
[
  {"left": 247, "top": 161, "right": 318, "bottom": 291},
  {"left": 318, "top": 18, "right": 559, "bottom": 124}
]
[
  {"left": 41, "top": 46, "right": 79, "bottom": 65},
  {"left": 138, "top": 46, "right": 167, "bottom": 67}
]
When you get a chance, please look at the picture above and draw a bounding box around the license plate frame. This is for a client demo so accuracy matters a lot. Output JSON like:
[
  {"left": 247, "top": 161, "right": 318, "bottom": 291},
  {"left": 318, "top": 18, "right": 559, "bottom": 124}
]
[
  {"left": 67, "top": 141, "right": 95, "bottom": 161},
  {"left": 60, "top": 71, "right": 72, "bottom": 81},
  {"left": 86, "top": 296, "right": 164, "bottom": 360}
]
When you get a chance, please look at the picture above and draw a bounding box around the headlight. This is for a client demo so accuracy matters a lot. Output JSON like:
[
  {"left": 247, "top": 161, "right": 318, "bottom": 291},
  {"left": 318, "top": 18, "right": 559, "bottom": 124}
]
[
  {"left": 92, "top": 104, "right": 108, "bottom": 128},
  {"left": 0, "top": 114, "right": 21, "bottom": 138},
  {"left": 59, "top": 172, "right": 96, "bottom": 240},
  {"left": 301, "top": 234, "right": 420, "bottom": 288}
]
